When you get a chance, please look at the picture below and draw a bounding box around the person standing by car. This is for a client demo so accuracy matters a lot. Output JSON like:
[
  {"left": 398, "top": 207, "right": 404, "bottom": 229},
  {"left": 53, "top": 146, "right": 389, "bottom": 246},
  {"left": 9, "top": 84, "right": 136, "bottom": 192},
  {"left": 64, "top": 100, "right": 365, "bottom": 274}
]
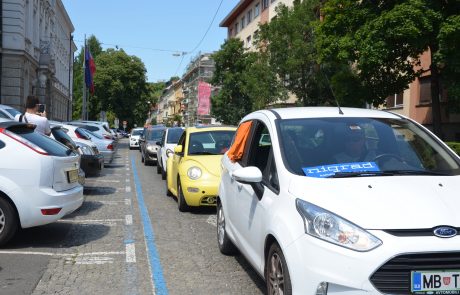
[{"left": 15, "top": 95, "right": 51, "bottom": 136}]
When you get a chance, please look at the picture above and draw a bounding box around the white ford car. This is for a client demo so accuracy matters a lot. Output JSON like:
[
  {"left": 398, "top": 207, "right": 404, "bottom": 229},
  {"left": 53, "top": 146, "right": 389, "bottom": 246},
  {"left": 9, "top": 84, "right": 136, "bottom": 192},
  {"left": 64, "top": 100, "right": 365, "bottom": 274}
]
[
  {"left": 156, "top": 127, "right": 184, "bottom": 179},
  {"left": 218, "top": 107, "right": 460, "bottom": 295},
  {"left": 0, "top": 119, "right": 84, "bottom": 246},
  {"left": 129, "top": 127, "right": 144, "bottom": 150}
]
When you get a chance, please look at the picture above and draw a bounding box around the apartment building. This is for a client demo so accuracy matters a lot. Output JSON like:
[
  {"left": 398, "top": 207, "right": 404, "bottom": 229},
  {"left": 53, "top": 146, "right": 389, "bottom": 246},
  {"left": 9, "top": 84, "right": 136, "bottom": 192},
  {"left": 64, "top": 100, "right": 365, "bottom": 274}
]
[
  {"left": 156, "top": 79, "right": 183, "bottom": 126},
  {"left": 1, "top": 0, "right": 76, "bottom": 120},
  {"left": 220, "top": 0, "right": 294, "bottom": 50}
]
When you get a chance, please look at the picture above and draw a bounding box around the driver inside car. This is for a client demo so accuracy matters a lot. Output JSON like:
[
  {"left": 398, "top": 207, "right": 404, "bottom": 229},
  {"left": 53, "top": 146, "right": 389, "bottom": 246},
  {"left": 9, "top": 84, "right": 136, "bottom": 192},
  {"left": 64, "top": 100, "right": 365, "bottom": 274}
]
[{"left": 334, "top": 125, "right": 376, "bottom": 163}]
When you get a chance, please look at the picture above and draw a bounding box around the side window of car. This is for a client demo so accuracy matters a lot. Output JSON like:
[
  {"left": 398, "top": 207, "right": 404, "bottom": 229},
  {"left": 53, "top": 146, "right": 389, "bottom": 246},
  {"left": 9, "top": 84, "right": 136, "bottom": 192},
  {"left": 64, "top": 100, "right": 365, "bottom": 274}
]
[
  {"left": 0, "top": 111, "right": 9, "bottom": 119},
  {"left": 246, "top": 121, "right": 279, "bottom": 193}
]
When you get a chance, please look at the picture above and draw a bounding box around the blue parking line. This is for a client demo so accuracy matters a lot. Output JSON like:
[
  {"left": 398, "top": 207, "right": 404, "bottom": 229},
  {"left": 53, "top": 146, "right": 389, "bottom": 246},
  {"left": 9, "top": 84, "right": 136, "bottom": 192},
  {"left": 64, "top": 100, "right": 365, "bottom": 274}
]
[{"left": 131, "top": 157, "right": 168, "bottom": 295}]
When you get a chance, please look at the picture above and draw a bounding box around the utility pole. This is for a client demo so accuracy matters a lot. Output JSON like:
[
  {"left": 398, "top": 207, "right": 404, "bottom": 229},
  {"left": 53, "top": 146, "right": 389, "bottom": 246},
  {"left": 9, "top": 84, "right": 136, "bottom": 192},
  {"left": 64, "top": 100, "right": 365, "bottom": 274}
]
[{"left": 82, "top": 35, "right": 87, "bottom": 120}]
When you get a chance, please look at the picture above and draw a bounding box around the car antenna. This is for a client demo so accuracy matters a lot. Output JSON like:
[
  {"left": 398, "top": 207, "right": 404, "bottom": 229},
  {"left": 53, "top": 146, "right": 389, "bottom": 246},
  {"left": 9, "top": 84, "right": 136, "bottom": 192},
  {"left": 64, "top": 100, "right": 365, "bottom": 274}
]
[{"left": 320, "top": 64, "right": 344, "bottom": 115}]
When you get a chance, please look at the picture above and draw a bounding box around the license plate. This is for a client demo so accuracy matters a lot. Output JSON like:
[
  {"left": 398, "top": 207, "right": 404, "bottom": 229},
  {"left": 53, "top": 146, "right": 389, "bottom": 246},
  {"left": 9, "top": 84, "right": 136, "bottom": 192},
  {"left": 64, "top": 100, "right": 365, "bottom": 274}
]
[
  {"left": 412, "top": 270, "right": 460, "bottom": 294},
  {"left": 67, "top": 169, "right": 79, "bottom": 183}
]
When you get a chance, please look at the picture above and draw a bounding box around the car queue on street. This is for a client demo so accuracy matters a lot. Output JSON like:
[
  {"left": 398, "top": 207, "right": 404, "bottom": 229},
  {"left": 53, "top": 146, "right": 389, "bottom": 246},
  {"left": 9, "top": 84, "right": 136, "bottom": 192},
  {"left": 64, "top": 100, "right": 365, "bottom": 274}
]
[
  {"left": 138, "top": 106, "right": 460, "bottom": 295},
  {"left": 0, "top": 105, "right": 120, "bottom": 247}
]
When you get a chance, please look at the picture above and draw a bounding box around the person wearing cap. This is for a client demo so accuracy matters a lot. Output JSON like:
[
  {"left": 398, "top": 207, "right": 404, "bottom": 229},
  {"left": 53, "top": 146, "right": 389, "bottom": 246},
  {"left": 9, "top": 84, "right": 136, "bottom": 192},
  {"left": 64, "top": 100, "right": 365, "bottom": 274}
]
[
  {"left": 15, "top": 95, "right": 51, "bottom": 136},
  {"left": 334, "top": 125, "right": 375, "bottom": 163}
]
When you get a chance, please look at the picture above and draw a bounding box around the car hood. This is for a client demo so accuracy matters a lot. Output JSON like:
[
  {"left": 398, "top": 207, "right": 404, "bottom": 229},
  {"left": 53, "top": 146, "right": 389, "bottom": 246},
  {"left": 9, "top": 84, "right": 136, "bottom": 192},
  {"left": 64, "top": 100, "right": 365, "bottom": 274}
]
[
  {"left": 186, "top": 155, "right": 223, "bottom": 177},
  {"left": 288, "top": 175, "right": 460, "bottom": 229}
]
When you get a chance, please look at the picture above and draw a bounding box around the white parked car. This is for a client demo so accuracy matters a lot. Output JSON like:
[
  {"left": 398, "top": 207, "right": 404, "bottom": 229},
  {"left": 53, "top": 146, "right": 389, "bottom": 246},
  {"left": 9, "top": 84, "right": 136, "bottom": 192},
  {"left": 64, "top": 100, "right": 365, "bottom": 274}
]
[
  {"left": 79, "top": 129, "right": 115, "bottom": 164},
  {"left": 0, "top": 104, "right": 21, "bottom": 120},
  {"left": 0, "top": 118, "right": 84, "bottom": 246},
  {"left": 156, "top": 127, "right": 184, "bottom": 179},
  {"left": 218, "top": 107, "right": 460, "bottom": 295},
  {"left": 129, "top": 127, "right": 144, "bottom": 150}
]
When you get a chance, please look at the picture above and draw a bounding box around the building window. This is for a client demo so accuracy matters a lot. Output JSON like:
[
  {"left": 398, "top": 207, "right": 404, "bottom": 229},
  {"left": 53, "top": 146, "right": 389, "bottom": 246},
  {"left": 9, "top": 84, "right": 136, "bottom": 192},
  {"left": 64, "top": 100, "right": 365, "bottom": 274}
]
[
  {"left": 229, "top": 28, "right": 233, "bottom": 37},
  {"left": 247, "top": 10, "right": 252, "bottom": 25},
  {"left": 386, "top": 92, "right": 404, "bottom": 108},
  {"left": 419, "top": 76, "right": 432, "bottom": 104},
  {"left": 254, "top": 29, "right": 260, "bottom": 39},
  {"left": 235, "top": 22, "right": 239, "bottom": 34},
  {"left": 241, "top": 16, "right": 245, "bottom": 30},
  {"left": 262, "top": 0, "right": 269, "bottom": 10},
  {"left": 246, "top": 35, "right": 252, "bottom": 47},
  {"left": 255, "top": 3, "right": 260, "bottom": 17}
]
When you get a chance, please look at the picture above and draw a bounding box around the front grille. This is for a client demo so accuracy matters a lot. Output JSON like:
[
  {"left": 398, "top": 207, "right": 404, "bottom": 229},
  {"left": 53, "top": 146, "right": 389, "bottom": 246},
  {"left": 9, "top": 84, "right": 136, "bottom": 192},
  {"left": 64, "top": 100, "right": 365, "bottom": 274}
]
[
  {"left": 384, "top": 227, "right": 460, "bottom": 237},
  {"left": 370, "top": 252, "right": 460, "bottom": 294}
]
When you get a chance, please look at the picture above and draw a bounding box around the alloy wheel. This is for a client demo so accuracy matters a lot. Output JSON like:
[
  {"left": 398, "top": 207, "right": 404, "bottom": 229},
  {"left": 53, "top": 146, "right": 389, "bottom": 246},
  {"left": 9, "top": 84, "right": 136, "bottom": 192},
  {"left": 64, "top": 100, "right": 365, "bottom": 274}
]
[
  {"left": 268, "top": 252, "right": 285, "bottom": 295},
  {"left": 0, "top": 207, "right": 4, "bottom": 234},
  {"left": 217, "top": 204, "right": 225, "bottom": 246}
]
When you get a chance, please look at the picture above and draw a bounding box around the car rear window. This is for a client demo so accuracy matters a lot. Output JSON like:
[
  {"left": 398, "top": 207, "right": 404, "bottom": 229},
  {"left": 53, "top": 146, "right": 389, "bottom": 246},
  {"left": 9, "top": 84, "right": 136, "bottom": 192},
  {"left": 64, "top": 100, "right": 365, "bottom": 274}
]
[
  {"left": 76, "top": 128, "right": 91, "bottom": 140},
  {"left": 12, "top": 127, "right": 74, "bottom": 157},
  {"left": 52, "top": 127, "right": 78, "bottom": 150},
  {"left": 83, "top": 125, "right": 99, "bottom": 132},
  {"left": 5, "top": 108, "right": 21, "bottom": 117}
]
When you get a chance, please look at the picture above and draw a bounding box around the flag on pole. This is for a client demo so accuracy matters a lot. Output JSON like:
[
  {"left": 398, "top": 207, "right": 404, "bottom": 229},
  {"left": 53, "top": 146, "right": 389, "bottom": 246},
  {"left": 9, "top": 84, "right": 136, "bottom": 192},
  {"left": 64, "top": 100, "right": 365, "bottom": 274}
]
[{"left": 85, "top": 46, "right": 96, "bottom": 94}]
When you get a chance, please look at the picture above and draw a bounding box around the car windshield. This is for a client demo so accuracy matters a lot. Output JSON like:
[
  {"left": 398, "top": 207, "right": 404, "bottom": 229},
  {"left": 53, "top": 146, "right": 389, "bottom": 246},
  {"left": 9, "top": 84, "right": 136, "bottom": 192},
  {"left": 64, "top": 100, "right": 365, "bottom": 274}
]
[
  {"left": 188, "top": 130, "right": 235, "bottom": 155},
  {"left": 147, "top": 129, "right": 164, "bottom": 141},
  {"left": 167, "top": 128, "right": 184, "bottom": 144},
  {"left": 132, "top": 129, "right": 143, "bottom": 136},
  {"left": 278, "top": 117, "right": 460, "bottom": 178}
]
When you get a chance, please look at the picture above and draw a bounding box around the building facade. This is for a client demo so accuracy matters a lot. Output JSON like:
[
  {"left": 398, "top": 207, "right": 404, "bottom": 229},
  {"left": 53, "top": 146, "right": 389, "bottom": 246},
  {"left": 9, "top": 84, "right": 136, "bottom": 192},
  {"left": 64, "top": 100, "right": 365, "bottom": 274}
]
[
  {"left": 1, "top": 0, "right": 76, "bottom": 120},
  {"left": 156, "top": 79, "right": 183, "bottom": 126}
]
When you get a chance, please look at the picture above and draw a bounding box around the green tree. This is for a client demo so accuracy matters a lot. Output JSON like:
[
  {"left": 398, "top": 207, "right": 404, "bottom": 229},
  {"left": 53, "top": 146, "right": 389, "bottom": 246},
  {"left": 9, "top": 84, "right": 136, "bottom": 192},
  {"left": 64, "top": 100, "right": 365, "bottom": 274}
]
[
  {"left": 211, "top": 38, "right": 283, "bottom": 125},
  {"left": 317, "top": 0, "right": 460, "bottom": 138},
  {"left": 94, "top": 48, "right": 148, "bottom": 128}
]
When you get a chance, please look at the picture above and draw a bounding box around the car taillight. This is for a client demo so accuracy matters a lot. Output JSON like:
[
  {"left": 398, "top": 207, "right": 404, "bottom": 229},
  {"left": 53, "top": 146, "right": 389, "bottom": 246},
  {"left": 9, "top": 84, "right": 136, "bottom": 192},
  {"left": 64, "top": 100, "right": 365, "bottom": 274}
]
[
  {"left": 76, "top": 131, "right": 85, "bottom": 139},
  {"left": 107, "top": 144, "right": 114, "bottom": 150},
  {"left": 0, "top": 127, "right": 49, "bottom": 155},
  {"left": 103, "top": 134, "right": 112, "bottom": 139},
  {"left": 41, "top": 208, "right": 62, "bottom": 215}
]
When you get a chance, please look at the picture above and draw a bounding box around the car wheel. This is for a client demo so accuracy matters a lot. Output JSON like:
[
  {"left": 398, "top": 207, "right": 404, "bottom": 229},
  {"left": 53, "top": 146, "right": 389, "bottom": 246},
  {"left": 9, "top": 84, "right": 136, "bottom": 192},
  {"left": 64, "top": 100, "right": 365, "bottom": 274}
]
[
  {"left": 156, "top": 162, "right": 161, "bottom": 174},
  {"left": 266, "top": 242, "right": 292, "bottom": 295},
  {"left": 217, "top": 201, "right": 237, "bottom": 255},
  {"left": 0, "top": 197, "right": 18, "bottom": 246},
  {"left": 141, "top": 153, "right": 144, "bottom": 163},
  {"left": 165, "top": 172, "right": 173, "bottom": 197},
  {"left": 177, "top": 180, "right": 190, "bottom": 212},
  {"left": 161, "top": 167, "right": 166, "bottom": 180}
]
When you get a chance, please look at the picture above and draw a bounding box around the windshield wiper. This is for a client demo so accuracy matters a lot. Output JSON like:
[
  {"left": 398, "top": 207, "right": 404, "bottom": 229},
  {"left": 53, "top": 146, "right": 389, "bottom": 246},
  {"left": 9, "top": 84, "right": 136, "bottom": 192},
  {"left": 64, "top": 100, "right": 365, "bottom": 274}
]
[
  {"left": 384, "top": 170, "right": 449, "bottom": 176},
  {"left": 328, "top": 171, "right": 396, "bottom": 178}
]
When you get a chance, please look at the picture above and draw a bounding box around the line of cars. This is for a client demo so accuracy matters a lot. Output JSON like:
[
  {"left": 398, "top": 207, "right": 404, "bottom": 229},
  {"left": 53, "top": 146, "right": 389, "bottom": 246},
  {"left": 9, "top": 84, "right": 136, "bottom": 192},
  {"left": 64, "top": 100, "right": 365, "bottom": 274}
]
[
  {"left": 0, "top": 104, "right": 119, "bottom": 246},
  {"left": 136, "top": 107, "right": 460, "bottom": 295}
]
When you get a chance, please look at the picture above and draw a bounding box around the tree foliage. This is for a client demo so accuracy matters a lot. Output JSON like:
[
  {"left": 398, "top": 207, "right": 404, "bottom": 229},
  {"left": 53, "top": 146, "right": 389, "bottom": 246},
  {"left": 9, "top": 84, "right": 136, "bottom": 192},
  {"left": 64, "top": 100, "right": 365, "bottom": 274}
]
[
  {"left": 317, "top": 0, "right": 460, "bottom": 137},
  {"left": 211, "top": 38, "right": 284, "bottom": 125}
]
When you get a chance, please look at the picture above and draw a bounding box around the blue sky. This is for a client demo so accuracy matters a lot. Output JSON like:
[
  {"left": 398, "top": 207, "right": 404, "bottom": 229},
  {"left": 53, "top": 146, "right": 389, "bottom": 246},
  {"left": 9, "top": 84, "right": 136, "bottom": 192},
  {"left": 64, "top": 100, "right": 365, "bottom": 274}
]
[{"left": 62, "top": 0, "right": 239, "bottom": 82}]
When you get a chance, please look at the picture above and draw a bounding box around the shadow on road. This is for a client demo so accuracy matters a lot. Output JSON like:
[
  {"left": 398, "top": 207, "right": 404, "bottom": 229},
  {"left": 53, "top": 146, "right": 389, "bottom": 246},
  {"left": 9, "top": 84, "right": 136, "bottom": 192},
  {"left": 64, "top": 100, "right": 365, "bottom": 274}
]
[
  {"left": 83, "top": 186, "right": 117, "bottom": 195},
  {"left": 235, "top": 254, "right": 267, "bottom": 293},
  {"left": 64, "top": 200, "right": 103, "bottom": 218}
]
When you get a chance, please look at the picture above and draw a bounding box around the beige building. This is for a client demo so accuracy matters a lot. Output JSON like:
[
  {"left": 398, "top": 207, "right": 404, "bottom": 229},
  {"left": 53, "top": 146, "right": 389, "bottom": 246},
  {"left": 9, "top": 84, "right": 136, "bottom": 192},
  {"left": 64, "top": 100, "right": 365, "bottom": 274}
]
[{"left": 156, "top": 80, "right": 183, "bottom": 126}]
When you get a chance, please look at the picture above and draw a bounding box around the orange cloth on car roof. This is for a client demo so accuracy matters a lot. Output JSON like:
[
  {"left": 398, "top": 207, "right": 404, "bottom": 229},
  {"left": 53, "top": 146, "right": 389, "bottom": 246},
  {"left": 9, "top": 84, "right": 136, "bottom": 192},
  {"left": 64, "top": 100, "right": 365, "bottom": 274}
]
[{"left": 227, "top": 121, "right": 252, "bottom": 162}]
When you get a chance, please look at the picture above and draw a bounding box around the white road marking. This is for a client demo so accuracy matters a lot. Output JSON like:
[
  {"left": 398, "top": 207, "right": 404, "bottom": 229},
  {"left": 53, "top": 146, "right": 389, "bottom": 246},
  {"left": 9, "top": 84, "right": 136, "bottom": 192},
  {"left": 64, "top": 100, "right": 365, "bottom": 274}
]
[
  {"left": 99, "top": 200, "right": 128, "bottom": 205},
  {"left": 58, "top": 219, "right": 123, "bottom": 226},
  {"left": 66, "top": 256, "right": 114, "bottom": 265},
  {"left": 126, "top": 186, "right": 131, "bottom": 193},
  {"left": 126, "top": 167, "right": 130, "bottom": 171},
  {"left": 0, "top": 251, "right": 125, "bottom": 257},
  {"left": 125, "top": 215, "right": 133, "bottom": 225},
  {"left": 126, "top": 243, "right": 136, "bottom": 263},
  {"left": 86, "top": 179, "right": 121, "bottom": 183},
  {"left": 206, "top": 215, "right": 217, "bottom": 227},
  {"left": 126, "top": 178, "right": 130, "bottom": 183},
  {"left": 125, "top": 199, "right": 131, "bottom": 206}
]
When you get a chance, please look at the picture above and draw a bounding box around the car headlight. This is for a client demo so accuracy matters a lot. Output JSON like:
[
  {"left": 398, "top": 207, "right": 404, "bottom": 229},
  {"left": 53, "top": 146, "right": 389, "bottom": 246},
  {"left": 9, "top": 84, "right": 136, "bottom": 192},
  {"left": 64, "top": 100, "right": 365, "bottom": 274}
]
[
  {"left": 296, "top": 199, "right": 382, "bottom": 252},
  {"left": 166, "top": 149, "right": 174, "bottom": 158},
  {"left": 187, "top": 167, "right": 202, "bottom": 180},
  {"left": 147, "top": 144, "right": 156, "bottom": 152}
]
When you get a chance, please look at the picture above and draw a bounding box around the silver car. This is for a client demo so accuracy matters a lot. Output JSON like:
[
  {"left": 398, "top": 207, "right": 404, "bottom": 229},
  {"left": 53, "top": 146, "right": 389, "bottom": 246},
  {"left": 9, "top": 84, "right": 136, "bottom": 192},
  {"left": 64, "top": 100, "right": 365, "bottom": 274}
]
[{"left": 80, "top": 129, "right": 115, "bottom": 164}]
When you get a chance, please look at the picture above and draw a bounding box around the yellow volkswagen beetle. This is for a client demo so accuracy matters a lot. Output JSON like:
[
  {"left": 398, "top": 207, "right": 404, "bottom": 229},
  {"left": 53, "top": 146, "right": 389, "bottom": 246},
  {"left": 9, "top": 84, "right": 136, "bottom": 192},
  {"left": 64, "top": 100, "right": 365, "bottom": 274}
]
[{"left": 166, "top": 126, "right": 236, "bottom": 212}]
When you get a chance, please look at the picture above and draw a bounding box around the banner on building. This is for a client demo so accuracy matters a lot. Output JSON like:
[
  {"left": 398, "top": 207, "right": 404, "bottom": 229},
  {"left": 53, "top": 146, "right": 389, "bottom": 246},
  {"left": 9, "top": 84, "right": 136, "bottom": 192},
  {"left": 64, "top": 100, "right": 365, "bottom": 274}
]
[{"left": 197, "top": 81, "right": 211, "bottom": 115}]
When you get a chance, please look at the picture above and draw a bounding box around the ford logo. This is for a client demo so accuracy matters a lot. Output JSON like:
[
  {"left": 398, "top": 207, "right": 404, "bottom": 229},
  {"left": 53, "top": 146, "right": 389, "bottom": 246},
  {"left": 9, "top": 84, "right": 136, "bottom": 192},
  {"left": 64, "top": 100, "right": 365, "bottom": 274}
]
[{"left": 433, "top": 226, "right": 457, "bottom": 238}]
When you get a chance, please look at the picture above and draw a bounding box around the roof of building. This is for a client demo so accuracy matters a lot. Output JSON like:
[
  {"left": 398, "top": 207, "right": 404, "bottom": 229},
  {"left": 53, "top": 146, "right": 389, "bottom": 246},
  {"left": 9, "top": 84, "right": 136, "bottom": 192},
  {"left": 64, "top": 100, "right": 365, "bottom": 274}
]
[{"left": 220, "top": 0, "right": 254, "bottom": 27}]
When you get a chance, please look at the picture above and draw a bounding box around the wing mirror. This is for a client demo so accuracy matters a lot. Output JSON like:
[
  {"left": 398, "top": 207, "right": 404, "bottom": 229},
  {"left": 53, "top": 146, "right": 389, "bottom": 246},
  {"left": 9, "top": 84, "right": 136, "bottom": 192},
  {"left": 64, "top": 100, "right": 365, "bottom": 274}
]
[
  {"left": 174, "top": 145, "right": 183, "bottom": 154},
  {"left": 232, "top": 166, "right": 264, "bottom": 200}
]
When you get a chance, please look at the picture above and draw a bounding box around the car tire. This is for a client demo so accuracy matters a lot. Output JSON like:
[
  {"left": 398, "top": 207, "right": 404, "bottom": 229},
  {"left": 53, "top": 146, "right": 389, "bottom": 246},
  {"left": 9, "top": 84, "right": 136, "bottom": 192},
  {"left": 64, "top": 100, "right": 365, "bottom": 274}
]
[
  {"left": 217, "top": 201, "right": 237, "bottom": 255},
  {"left": 161, "top": 167, "right": 166, "bottom": 180},
  {"left": 141, "top": 154, "right": 144, "bottom": 163},
  {"left": 177, "top": 180, "right": 190, "bottom": 212},
  {"left": 156, "top": 162, "right": 161, "bottom": 174},
  {"left": 266, "top": 242, "right": 292, "bottom": 295},
  {"left": 165, "top": 172, "right": 173, "bottom": 197},
  {"left": 0, "top": 197, "right": 18, "bottom": 247}
]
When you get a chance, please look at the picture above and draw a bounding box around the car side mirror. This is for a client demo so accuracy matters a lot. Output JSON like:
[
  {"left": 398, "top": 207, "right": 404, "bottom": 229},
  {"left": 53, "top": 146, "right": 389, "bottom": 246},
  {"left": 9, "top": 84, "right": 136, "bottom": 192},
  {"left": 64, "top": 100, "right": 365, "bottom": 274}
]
[
  {"left": 174, "top": 145, "right": 183, "bottom": 154},
  {"left": 232, "top": 166, "right": 264, "bottom": 200},
  {"left": 156, "top": 141, "right": 161, "bottom": 146}
]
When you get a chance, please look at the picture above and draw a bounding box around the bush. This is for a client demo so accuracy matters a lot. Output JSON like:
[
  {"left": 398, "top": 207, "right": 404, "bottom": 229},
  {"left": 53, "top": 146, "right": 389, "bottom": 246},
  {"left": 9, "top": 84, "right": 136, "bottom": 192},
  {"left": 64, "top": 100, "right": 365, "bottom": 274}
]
[{"left": 446, "top": 142, "right": 460, "bottom": 156}]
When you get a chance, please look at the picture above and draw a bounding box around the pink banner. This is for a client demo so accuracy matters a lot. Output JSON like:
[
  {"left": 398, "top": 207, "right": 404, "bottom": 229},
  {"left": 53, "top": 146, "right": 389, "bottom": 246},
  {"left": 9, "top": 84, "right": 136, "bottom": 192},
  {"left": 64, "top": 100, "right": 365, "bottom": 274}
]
[{"left": 197, "top": 81, "right": 211, "bottom": 115}]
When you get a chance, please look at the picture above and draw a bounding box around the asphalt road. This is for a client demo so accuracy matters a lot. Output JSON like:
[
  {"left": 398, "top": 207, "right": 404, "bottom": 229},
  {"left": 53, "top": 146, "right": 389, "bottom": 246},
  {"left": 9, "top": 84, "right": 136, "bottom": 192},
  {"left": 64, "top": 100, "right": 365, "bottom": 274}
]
[{"left": 0, "top": 139, "right": 265, "bottom": 295}]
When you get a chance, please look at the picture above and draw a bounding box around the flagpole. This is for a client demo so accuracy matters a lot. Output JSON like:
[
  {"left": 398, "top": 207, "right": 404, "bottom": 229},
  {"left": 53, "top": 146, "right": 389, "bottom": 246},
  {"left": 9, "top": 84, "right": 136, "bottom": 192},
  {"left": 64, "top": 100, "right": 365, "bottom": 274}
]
[{"left": 82, "top": 35, "right": 87, "bottom": 120}]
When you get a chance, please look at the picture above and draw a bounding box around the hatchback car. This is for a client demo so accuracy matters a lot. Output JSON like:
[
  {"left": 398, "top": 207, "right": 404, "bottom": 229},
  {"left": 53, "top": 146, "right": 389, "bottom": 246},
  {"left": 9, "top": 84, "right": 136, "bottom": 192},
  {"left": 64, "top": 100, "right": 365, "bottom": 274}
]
[
  {"left": 0, "top": 119, "right": 84, "bottom": 246},
  {"left": 129, "top": 127, "right": 144, "bottom": 150},
  {"left": 140, "top": 125, "right": 165, "bottom": 165},
  {"left": 166, "top": 126, "right": 236, "bottom": 212},
  {"left": 157, "top": 127, "right": 184, "bottom": 179},
  {"left": 0, "top": 104, "right": 21, "bottom": 120},
  {"left": 218, "top": 107, "right": 460, "bottom": 295}
]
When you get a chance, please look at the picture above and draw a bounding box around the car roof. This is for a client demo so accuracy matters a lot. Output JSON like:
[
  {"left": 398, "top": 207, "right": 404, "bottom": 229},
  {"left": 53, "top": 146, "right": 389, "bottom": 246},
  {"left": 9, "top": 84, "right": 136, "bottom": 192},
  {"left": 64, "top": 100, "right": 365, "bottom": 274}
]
[
  {"left": 186, "top": 126, "right": 237, "bottom": 133},
  {"left": 253, "top": 107, "right": 402, "bottom": 120}
]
